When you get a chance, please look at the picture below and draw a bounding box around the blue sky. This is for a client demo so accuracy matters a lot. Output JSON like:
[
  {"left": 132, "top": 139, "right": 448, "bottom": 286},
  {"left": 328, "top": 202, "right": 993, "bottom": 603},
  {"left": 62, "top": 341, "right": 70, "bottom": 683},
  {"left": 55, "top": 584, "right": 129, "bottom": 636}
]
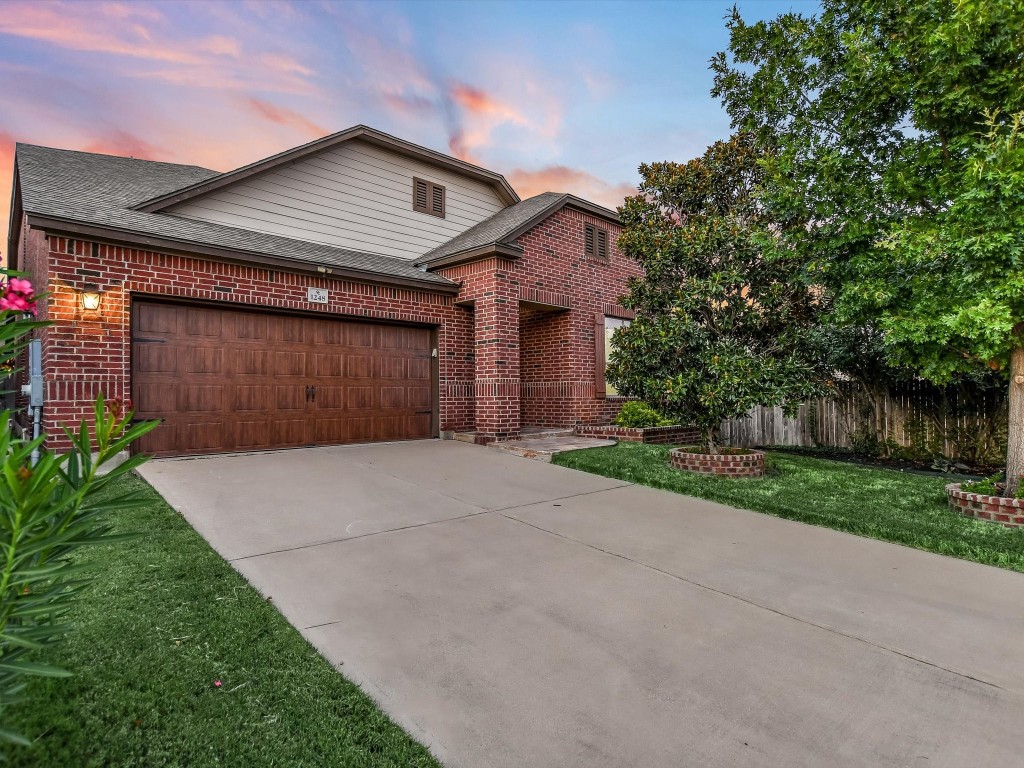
[{"left": 0, "top": 0, "right": 819, "bottom": 251}]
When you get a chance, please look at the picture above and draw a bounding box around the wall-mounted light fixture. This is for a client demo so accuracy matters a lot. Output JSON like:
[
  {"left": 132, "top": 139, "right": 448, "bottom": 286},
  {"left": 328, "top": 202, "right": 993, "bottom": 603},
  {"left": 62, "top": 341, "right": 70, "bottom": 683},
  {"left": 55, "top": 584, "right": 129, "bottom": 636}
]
[{"left": 80, "top": 284, "right": 101, "bottom": 312}]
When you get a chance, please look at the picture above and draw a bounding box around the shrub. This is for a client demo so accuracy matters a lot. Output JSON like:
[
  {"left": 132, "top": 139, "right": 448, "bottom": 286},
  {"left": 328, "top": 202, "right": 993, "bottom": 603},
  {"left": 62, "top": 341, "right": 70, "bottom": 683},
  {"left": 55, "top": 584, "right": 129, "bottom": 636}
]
[
  {"left": 961, "top": 473, "right": 1004, "bottom": 496},
  {"left": 614, "top": 402, "right": 674, "bottom": 429},
  {"left": 0, "top": 272, "right": 157, "bottom": 751}
]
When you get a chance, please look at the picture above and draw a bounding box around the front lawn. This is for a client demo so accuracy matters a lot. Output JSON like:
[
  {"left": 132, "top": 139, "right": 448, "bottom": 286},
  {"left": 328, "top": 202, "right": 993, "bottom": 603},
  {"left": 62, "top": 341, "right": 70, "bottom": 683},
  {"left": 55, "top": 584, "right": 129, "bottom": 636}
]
[
  {"left": 552, "top": 443, "right": 1024, "bottom": 572},
  {"left": 6, "top": 473, "right": 441, "bottom": 767}
]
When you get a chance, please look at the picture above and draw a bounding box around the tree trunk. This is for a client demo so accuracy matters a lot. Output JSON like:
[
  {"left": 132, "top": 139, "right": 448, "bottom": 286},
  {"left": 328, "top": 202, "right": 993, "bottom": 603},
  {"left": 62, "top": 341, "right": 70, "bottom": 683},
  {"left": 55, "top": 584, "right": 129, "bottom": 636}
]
[
  {"left": 1005, "top": 342, "right": 1024, "bottom": 496},
  {"left": 703, "top": 426, "right": 717, "bottom": 455}
]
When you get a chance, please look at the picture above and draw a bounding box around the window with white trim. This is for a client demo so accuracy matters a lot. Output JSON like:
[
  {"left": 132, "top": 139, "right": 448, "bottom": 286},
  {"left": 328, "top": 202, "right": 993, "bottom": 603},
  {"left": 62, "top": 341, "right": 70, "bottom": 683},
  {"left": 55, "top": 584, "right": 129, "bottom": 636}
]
[{"left": 603, "top": 316, "right": 630, "bottom": 396}]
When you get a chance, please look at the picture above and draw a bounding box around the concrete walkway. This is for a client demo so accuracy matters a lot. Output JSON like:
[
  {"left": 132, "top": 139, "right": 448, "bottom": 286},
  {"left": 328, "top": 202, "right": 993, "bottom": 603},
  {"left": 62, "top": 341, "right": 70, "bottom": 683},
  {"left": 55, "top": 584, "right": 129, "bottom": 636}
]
[{"left": 139, "top": 440, "right": 1024, "bottom": 768}]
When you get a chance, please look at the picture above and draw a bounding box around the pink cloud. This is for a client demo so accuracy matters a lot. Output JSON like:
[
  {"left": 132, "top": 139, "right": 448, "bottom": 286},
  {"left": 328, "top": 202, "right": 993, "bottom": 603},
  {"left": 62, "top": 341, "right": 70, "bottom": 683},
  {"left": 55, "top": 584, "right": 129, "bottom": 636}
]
[
  {"left": 260, "top": 52, "right": 313, "bottom": 77},
  {"left": 242, "top": 98, "right": 327, "bottom": 140},
  {"left": 0, "top": 1, "right": 199, "bottom": 64},
  {"left": 200, "top": 35, "right": 242, "bottom": 57},
  {"left": 508, "top": 165, "right": 636, "bottom": 210}
]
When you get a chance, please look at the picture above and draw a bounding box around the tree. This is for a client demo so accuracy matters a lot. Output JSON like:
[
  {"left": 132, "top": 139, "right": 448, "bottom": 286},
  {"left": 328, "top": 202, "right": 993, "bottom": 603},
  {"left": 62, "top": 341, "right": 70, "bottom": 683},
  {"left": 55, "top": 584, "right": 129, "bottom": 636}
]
[
  {"left": 607, "top": 133, "right": 829, "bottom": 453},
  {"left": 711, "top": 0, "right": 1024, "bottom": 491}
]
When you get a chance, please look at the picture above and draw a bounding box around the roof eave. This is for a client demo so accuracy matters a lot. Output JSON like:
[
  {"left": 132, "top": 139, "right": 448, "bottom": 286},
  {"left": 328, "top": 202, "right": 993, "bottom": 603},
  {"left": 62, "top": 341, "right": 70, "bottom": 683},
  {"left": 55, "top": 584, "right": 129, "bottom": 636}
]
[
  {"left": 131, "top": 125, "right": 520, "bottom": 212},
  {"left": 6, "top": 159, "right": 22, "bottom": 270},
  {"left": 24, "top": 214, "right": 461, "bottom": 295},
  {"left": 416, "top": 242, "right": 524, "bottom": 270}
]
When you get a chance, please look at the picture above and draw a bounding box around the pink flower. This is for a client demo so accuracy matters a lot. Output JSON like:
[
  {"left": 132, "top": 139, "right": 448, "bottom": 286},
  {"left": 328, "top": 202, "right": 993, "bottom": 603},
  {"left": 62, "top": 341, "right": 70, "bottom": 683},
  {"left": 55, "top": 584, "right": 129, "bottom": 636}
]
[
  {"left": 0, "top": 277, "right": 37, "bottom": 316},
  {"left": 214, "top": 680, "right": 222, "bottom": 688},
  {"left": 8, "top": 278, "right": 33, "bottom": 295}
]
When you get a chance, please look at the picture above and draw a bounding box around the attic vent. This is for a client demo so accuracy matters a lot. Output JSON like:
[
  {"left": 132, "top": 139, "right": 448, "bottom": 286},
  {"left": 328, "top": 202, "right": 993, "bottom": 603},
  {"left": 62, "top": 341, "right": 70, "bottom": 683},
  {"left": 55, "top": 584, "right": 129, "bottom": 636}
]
[
  {"left": 584, "top": 224, "right": 609, "bottom": 262},
  {"left": 413, "top": 177, "right": 445, "bottom": 218}
]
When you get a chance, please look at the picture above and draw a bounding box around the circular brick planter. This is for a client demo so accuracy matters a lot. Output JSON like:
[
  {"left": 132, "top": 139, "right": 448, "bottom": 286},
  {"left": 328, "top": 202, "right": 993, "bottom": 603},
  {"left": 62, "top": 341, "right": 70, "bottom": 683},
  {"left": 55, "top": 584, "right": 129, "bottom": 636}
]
[
  {"left": 669, "top": 448, "right": 765, "bottom": 478},
  {"left": 946, "top": 483, "right": 1024, "bottom": 528}
]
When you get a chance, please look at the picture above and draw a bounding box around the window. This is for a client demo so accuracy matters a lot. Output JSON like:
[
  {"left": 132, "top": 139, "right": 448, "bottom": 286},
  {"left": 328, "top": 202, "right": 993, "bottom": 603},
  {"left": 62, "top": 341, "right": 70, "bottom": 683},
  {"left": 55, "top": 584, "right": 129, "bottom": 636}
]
[
  {"left": 595, "top": 314, "right": 630, "bottom": 398},
  {"left": 584, "top": 224, "right": 609, "bottom": 261},
  {"left": 413, "top": 177, "right": 445, "bottom": 218}
]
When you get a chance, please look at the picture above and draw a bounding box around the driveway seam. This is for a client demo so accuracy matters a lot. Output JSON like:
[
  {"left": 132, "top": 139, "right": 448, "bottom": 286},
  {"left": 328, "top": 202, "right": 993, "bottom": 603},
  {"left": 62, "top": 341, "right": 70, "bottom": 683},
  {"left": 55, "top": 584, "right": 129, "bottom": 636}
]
[
  {"left": 228, "top": 483, "right": 634, "bottom": 562},
  {"left": 496, "top": 510, "right": 1012, "bottom": 695}
]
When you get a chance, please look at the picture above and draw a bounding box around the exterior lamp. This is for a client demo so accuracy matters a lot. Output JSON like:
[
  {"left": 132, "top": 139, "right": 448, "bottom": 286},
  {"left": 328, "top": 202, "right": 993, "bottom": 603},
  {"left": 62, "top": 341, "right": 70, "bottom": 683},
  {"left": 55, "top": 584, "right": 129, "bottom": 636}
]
[{"left": 80, "top": 285, "right": 101, "bottom": 312}]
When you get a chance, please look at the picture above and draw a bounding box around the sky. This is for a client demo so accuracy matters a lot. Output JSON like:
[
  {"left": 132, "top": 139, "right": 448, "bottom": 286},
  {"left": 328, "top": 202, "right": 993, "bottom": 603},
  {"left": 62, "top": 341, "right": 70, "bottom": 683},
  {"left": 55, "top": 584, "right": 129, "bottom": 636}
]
[{"left": 0, "top": 0, "right": 818, "bottom": 258}]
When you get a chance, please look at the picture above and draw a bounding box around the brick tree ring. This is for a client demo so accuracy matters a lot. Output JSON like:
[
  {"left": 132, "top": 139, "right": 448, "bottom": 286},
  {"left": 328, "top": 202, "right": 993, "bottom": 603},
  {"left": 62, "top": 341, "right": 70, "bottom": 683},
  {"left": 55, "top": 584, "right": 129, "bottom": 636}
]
[
  {"left": 668, "top": 447, "right": 766, "bottom": 478},
  {"left": 946, "top": 484, "right": 1024, "bottom": 528}
]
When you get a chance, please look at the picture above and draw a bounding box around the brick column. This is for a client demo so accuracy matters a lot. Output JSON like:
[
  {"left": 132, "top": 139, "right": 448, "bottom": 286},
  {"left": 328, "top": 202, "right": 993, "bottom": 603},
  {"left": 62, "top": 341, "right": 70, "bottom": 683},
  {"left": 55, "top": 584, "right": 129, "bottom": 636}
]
[{"left": 471, "top": 259, "right": 521, "bottom": 441}]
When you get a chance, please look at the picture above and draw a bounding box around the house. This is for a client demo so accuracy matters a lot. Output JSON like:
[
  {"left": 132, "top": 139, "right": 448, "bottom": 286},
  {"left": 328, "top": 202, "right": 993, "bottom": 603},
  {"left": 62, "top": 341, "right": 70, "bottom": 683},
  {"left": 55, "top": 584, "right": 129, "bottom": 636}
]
[{"left": 6, "top": 125, "right": 640, "bottom": 457}]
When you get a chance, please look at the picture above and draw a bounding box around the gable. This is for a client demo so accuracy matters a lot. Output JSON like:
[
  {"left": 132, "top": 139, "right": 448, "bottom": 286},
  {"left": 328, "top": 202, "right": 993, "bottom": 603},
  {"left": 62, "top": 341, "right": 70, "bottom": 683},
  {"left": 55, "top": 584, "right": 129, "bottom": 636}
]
[{"left": 167, "top": 139, "right": 507, "bottom": 260}]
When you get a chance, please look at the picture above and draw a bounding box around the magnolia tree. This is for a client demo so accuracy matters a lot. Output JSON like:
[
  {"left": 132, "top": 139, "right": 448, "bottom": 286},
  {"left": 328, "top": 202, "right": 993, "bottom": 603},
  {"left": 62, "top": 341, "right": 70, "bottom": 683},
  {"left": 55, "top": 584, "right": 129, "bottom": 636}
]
[
  {"left": 712, "top": 0, "right": 1024, "bottom": 491},
  {"left": 606, "top": 133, "right": 830, "bottom": 453},
  {"left": 0, "top": 273, "right": 156, "bottom": 750}
]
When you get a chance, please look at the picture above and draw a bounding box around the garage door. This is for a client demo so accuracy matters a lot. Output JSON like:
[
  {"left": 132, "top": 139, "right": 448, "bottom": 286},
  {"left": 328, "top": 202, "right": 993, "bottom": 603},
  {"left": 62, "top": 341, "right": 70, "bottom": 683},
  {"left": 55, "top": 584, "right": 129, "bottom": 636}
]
[{"left": 132, "top": 301, "right": 434, "bottom": 457}]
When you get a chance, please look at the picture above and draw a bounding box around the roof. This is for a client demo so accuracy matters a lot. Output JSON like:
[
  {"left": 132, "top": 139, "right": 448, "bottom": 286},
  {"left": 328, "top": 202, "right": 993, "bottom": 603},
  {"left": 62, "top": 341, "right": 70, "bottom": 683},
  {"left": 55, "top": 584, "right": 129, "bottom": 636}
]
[
  {"left": 133, "top": 125, "right": 520, "bottom": 212},
  {"left": 417, "top": 192, "right": 620, "bottom": 267},
  {"left": 14, "top": 143, "right": 458, "bottom": 291}
]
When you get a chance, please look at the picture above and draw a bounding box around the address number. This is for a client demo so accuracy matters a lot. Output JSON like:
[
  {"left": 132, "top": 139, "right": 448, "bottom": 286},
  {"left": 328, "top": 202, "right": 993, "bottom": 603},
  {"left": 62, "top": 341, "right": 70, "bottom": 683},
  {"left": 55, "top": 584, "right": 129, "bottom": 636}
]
[{"left": 307, "top": 287, "right": 328, "bottom": 304}]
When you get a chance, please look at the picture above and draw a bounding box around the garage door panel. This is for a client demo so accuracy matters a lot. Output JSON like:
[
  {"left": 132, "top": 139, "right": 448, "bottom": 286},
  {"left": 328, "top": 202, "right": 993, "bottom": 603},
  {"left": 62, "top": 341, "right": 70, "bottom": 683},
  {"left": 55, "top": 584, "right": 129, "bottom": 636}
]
[
  {"left": 347, "top": 324, "right": 374, "bottom": 347},
  {"left": 346, "top": 356, "right": 372, "bottom": 379},
  {"left": 408, "top": 386, "right": 431, "bottom": 409},
  {"left": 274, "top": 351, "right": 307, "bottom": 376},
  {"left": 275, "top": 386, "right": 305, "bottom": 411},
  {"left": 136, "top": 345, "right": 177, "bottom": 373},
  {"left": 181, "top": 421, "right": 228, "bottom": 452},
  {"left": 184, "top": 347, "right": 223, "bottom": 374},
  {"left": 408, "top": 414, "right": 432, "bottom": 437},
  {"left": 347, "top": 387, "right": 375, "bottom": 410},
  {"left": 316, "top": 386, "right": 345, "bottom": 409},
  {"left": 377, "top": 416, "right": 403, "bottom": 440},
  {"left": 315, "top": 353, "right": 345, "bottom": 377},
  {"left": 377, "top": 357, "right": 406, "bottom": 378},
  {"left": 408, "top": 358, "right": 430, "bottom": 379},
  {"left": 272, "top": 419, "right": 308, "bottom": 446},
  {"left": 381, "top": 387, "right": 406, "bottom": 409},
  {"left": 236, "top": 421, "right": 271, "bottom": 450},
  {"left": 234, "top": 385, "right": 272, "bottom": 411},
  {"left": 187, "top": 311, "right": 222, "bottom": 337},
  {"left": 135, "top": 303, "right": 177, "bottom": 335},
  {"left": 235, "top": 314, "right": 270, "bottom": 340},
  {"left": 180, "top": 385, "right": 224, "bottom": 412},
  {"left": 235, "top": 349, "right": 269, "bottom": 375},
  {"left": 133, "top": 301, "right": 433, "bottom": 457}
]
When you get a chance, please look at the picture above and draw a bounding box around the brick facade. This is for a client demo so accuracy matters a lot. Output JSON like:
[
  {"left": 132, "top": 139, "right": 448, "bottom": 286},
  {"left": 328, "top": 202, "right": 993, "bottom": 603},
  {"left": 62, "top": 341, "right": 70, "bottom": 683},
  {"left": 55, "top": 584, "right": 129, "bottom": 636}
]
[
  {"left": 574, "top": 424, "right": 702, "bottom": 445},
  {"left": 946, "top": 484, "right": 1024, "bottom": 528},
  {"left": 669, "top": 448, "right": 766, "bottom": 477},
  {"left": 17, "top": 201, "right": 640, "bottom": 453}
]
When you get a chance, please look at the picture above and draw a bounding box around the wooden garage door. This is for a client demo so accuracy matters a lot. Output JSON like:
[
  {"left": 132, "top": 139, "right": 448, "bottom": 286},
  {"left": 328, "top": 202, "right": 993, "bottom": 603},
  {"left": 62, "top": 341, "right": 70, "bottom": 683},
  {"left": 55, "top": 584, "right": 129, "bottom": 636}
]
[{"left": 132, "top": 301, "right": 434, "bottom": 457}]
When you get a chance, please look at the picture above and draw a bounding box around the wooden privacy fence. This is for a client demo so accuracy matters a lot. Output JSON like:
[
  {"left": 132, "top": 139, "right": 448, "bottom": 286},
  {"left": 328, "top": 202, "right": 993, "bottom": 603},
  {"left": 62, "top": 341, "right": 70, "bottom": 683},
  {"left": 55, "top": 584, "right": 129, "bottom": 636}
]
[{"left": 720, "top": 381, "right": 1007, "bottom": 463}]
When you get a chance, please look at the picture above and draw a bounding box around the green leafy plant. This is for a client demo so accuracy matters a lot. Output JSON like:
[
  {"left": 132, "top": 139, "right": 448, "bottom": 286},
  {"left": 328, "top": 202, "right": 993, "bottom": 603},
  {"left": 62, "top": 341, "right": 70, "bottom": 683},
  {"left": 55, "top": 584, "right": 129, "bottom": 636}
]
[
  {"left": 0, "top": 272, "right": 157, "bottom": 750},
  {"left": 613, "top": 402, "right": 674, "bottom": 429},
  {"left": 961, "top": 474, "right": 1004, "bottom": 497},
  {"left": 607, "top": 133, "right": 830, "bottom": 454},
  {"left": 712, "top": 0, "right": 1024, "bottom": 491}
]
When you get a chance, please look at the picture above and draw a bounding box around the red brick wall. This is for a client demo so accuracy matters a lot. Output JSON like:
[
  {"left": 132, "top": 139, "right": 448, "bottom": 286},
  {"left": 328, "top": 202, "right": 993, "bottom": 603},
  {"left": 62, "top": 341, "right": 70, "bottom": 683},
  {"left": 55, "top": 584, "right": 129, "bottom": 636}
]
[
  {"left": 33, "top": 236, "right": 477, "bottom": 449},
  {"left": 511, "top": 207, "right": 642, "bottom": 428}
]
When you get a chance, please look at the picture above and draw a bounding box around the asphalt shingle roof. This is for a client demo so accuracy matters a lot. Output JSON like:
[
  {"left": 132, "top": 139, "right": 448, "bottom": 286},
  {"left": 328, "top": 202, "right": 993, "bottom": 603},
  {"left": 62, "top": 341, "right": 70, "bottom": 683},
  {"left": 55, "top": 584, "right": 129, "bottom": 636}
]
[
  {"left": 14, "top": 144, "right": 456, "bottom": 287},
  {"left": 417, "top": 192, "right": 567, "bottom": 263}
]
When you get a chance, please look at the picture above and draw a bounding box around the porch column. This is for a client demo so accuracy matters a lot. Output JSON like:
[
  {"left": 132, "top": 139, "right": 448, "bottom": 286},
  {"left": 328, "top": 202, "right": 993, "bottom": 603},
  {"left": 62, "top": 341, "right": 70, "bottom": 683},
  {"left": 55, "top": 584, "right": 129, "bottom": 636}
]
[{"left": 473, "top": 258, "right": 520, "bottom": 441}]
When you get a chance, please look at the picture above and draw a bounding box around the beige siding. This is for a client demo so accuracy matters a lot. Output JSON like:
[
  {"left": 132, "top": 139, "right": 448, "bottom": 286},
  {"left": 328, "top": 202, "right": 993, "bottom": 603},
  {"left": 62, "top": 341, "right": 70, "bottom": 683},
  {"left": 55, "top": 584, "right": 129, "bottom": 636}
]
[{"left": 168, "top": 140, "right": 506, "bottom": 260}]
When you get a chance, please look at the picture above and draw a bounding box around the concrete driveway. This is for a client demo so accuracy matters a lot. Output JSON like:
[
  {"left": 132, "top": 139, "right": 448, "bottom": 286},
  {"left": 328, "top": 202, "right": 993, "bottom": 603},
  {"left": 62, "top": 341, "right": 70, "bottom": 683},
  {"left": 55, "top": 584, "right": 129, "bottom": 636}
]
[{"left": 139, "top": 440, "right": 1024, "bottom": 767}]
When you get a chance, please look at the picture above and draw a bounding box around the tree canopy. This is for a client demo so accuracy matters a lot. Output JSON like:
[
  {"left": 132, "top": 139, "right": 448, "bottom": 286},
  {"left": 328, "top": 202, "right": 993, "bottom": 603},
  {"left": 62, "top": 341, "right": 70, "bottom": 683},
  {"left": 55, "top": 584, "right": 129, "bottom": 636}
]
[
  {"left": 607, "top": 133, "right": 829, "bottom": 453},
  {"left": 711, "top": 0, "right": 1024, "bottom": 489}
]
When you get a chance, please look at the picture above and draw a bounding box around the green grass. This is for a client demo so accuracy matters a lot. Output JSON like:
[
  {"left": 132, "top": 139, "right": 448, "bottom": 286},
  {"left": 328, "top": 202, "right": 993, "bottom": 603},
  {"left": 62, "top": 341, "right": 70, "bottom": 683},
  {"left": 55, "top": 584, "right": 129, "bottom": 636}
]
[
  {"left": 6, "top": 474, "right": 441, "bottom": 767},
  {"left": 552, "top": 443, "right": 1024, "bottom": 572}
]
